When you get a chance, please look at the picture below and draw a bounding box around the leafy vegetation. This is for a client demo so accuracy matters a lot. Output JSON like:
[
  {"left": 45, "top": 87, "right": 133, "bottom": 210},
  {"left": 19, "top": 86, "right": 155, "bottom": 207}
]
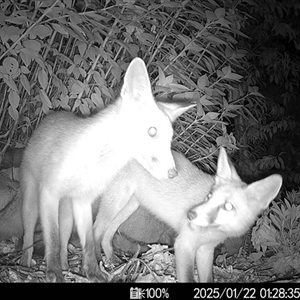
[
  {"left": 0, "top": 0, "right": 265, "bottom": 173},
  {"left": 252, "top": 190, "right": 300, "bottom": 276},
  {"left": 235, "top": 0, "right": 300, "bottom": 187}
]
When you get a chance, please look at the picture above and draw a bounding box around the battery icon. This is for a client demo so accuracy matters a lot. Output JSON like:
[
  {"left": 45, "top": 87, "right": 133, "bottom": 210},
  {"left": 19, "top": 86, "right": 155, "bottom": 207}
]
[{"left": 130, "top": 287, "right": 142, "bottom": 299}]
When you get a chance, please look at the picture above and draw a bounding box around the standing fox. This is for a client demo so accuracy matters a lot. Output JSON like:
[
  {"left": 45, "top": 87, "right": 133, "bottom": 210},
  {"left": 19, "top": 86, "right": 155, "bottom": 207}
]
[
  {"left": 19, "top": 58, "right": 193, "bottom": 282},
  {"left": 92, "top": 148, "right": 282, "bottom": 282}
]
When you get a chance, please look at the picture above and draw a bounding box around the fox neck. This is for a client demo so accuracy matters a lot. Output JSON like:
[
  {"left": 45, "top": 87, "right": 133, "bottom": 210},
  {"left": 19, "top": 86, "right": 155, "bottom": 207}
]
[
  {"left": 88, "top": 97, "right": 140, "bottom": 170},
  {"left": 60, "top": 98, "right": 143, "bottom": 198}
]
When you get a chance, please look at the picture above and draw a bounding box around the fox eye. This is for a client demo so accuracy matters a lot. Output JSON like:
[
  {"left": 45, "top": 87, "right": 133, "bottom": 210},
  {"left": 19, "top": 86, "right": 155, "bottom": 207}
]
[
  {"left": 224, "top": 202, "right": 233, "bottom": 211},
  {"left": 205, "top": 192, "right": 212, "bottom": 201},
  {"left": 148, "top": 126, "right": 157, "bottom": 137}
]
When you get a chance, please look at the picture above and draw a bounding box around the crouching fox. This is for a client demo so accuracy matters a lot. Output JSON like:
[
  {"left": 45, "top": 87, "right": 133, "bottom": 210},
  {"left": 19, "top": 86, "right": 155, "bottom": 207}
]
[
  {"left": 92, "top": 148, "right": 282, "bottom": 282},
  {"left": 19, "top": 57, "right": 193, "bottom": 282}
]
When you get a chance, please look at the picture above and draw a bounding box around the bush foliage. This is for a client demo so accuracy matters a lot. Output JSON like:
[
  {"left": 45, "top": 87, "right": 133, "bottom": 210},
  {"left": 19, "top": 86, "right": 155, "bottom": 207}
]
[
  {"left": 0, "top": 0, "right": 264, "bottom": 172},
  {"left": 0, "top": 0, "right": 299, "bottom": 179}
]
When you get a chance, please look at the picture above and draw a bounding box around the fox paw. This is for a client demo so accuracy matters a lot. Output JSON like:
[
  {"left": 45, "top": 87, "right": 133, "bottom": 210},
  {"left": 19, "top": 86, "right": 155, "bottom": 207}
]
[
  {"left": 19, "top": 250, "right": 33, "bottom": 267},
  {"left": 84, "top": 261, "right": 108, "bottom": 282},
  {"left": 86, "top": 269, "right": 108, "bottom": 282},
  {"left": 61, "top": 260, "right": 69, "bottom": 271},
  {"left": 46, "top": 269, "right": 64, "bottom": 282}
]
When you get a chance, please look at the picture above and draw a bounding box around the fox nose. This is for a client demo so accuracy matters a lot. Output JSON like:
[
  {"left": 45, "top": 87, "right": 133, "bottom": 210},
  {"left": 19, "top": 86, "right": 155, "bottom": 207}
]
[
  {"left": 187, "top": 210, "right": 197, "bottom": 221},
  {"left": 168, "top": 168, "right": 178, "bottom": 179}
]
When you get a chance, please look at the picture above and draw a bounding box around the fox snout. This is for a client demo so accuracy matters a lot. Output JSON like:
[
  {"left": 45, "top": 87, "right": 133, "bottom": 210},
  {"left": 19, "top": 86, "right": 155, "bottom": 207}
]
[
  {"left": 168, "top": 167, "right": 178, "bottom": 179},
  {"left": 187, "top": 207, "right": 214, "bottom": 227}
]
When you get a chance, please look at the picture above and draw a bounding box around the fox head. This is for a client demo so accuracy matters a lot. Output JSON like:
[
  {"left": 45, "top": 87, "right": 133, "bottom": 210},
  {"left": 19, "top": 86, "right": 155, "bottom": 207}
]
[
  {"left": 119, "top": 57, "right": 194, "bottom": 180},
  {"left": 188, "top": 147, "right": 283, "bottom": 237}
]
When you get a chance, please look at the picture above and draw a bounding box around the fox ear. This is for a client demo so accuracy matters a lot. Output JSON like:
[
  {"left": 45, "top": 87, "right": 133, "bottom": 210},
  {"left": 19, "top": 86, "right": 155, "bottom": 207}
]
[
  {"left": 247, "top": 174, "right": 283, "bottom": 210},
  {"left": 216, "top": 147, "right": 241, "bottom": 183},
  {"left": 121, "top": 57, "right": 152, "bottom": 100},
  {"left": 157, "top": 101, "right": 196, "bottom": 123}
]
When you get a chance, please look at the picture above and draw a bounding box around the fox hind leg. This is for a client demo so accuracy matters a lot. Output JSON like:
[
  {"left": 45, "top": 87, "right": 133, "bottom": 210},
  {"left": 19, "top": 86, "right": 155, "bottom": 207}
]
[
  {"left": 93, "top": 199, "right": 113, "bottom": 262},
  {"left": 59, "top": 198, "right": 74, "bottom": 271},
  {"left": 101, "top": 196, "right": 140, "bottom": 262},
  {"left": 40, "top": 189, "right": 63, "bottom": 282},
  {"left": 93, "top": 186, "right": 135, "bottom": 262},
  {"left": 20, "top": 174, "right": 39, "bottom": 267}
]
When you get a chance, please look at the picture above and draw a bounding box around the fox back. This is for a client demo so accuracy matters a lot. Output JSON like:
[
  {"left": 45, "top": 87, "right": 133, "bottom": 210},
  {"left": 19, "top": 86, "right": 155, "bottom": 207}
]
[
  {"left": 20, "top": 58, "right": 192, "bottom": 282},
  {"left": 95, "top": 148, "right": 282, "bottom": 282}
]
